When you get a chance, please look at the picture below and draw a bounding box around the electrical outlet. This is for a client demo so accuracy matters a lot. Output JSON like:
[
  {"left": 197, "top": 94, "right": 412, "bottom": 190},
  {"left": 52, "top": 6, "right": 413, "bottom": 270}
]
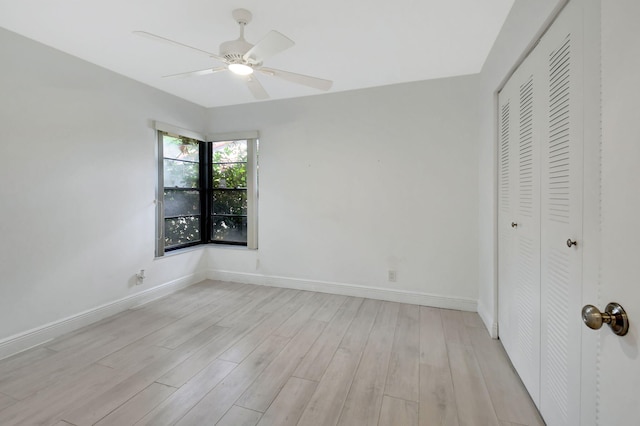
[
  {"left": 136, "top": 269, "right": 145, "bottom": 285},
  {"left": 388, "top": 270, "right": 397, "bottom": 282}
]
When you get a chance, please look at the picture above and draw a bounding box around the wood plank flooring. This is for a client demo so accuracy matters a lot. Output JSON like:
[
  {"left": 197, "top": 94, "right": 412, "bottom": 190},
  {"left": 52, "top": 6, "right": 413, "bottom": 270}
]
[{"left": 0, "top": 280, "right": 544, "bottom": 426}]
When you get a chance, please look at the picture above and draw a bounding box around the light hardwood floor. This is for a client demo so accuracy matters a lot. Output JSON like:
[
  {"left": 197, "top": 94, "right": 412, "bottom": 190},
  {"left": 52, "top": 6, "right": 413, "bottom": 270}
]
[{"left": 0, "top": 280, "right": 545, "bottom": 426}]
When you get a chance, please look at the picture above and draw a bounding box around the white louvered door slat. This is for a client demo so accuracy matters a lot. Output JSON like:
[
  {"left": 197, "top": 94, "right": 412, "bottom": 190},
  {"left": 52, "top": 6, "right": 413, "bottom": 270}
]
[{"left": 539, "top": 1, "right": 584, "bottom": 425}]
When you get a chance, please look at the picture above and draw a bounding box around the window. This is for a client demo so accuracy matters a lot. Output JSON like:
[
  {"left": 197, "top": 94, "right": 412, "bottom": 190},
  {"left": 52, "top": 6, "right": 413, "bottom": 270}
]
[
  {"left": 155, "top": 124, "right": 258, "bottom": 256},
  {"left": 160, "top": 133, "right": 203, "bottom": 250},
  {"left": 211, "top": 140, "right": 248, "bottom": 244}
]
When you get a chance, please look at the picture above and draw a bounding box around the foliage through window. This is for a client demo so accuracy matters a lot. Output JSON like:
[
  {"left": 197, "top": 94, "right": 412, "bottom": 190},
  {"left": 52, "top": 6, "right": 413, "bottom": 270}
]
[
  {"left": 157, "top": 129, "right": 258, "bottom": 254},
  {"left": 162, "top": 134, "right": 202, "bottom": 249},
  {"left": 212, "top": 140, "right": 248, "bottom": 244}
]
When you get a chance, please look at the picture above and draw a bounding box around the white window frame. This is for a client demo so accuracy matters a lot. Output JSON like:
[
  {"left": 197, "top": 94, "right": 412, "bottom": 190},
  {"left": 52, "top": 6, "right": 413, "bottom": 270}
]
[
  {"left": 208, "top": 131, "right": 259, "bottom": 250},
  {"left": 154, "top": 122, "right": 259, "bottom": 256}
]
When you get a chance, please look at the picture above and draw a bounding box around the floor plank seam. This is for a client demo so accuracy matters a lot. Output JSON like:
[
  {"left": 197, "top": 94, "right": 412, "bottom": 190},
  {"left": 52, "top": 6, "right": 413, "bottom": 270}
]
[
  {"left": 375, "top": 309, "right": 398, "bottom": 426},
  {"left": 467, "top": 327, "right": 506, "bottom": 425},
  {"left": 153, "top": 380, "right": 179, "bottom": 389},
  {"left": 290, "top": 374, "right": 319, "bottom": 382},
  {"left": 0, "top": 391, "right": 14, "bottom": 400},
  {"left": 439, "top": 309, "right": 464, "bottom": 426},
  {"left": 234, "top": 404, "right": 263, "bottom": 415},
  {"left": 334, "top": 302, "right": 383, "bottom": 426},
  {"left": 442, "top": 327, "right": 462, "bottom": 426},
  {"left": 237, "top": 317, "right": 328, "bottom": 417},
  {"left": 330, "top": 348, "right": 365, "bottom": 426}
]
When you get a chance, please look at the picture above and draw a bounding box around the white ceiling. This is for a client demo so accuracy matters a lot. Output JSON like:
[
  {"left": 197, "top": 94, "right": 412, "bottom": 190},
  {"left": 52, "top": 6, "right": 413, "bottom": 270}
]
[{"left": 0, "top": 0, "right": 514, "bottom": 108}]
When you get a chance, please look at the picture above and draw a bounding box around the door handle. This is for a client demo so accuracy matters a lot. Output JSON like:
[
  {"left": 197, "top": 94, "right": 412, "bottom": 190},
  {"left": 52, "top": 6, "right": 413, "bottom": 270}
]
[
  {"left": 511, "top": 222, "right": 518, "bottom": 228},
  {"left": 567, "top": 238, "right": 577, "bottom": 247},
  {"left": 582, "top": 302, "right": 629, "bottom": 336}
]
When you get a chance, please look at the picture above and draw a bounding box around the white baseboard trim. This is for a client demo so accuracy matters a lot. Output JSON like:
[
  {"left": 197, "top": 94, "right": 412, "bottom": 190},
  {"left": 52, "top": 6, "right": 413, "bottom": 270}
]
[
  {"left": 0, "top": 271, "right": 206, "bottom": 361},
  {"left": 477, "top": 299, "right": 498, "bottom": 338},
  {"left": 207, "top": 269, "right": 477, "bottom": 312}
]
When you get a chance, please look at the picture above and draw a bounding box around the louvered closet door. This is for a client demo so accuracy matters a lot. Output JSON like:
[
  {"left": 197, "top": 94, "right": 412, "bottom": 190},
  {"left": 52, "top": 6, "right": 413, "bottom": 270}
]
[
  {"left": 538, "top": 1, "right": 584, "bottom": 424},
  {"left": 497, "top": 76, "right": 516, "bottom": 376},
  {"left": 498, "top": 1, "right": 589, "bottom": 424},
  {"left": 498, "top": 47, "right": 542, "bottom": 408}
]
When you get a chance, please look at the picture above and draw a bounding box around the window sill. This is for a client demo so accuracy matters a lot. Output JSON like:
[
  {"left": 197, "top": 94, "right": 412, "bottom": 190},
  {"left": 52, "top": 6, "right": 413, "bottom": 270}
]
[
  {"left": 155, "top": 243, "right": 256, "bottom": 259},
  {"left": 208, "top": 244, "right": 257, "bottom": 251},
  {"left": 154, "top": 244, "right": 206, "bottom": 260}
]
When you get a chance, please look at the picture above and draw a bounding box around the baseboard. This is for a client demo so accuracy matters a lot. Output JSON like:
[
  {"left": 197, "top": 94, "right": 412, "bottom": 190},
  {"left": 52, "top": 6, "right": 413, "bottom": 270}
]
[
  {"left": 477, "top": 299, "right": 498, "bottom": 338},
  {"left": 0, "top": 271, "right": 206, "bottom": 361},
  {"left": 207, "top": 269, "right": 477, "bottom": 312}
]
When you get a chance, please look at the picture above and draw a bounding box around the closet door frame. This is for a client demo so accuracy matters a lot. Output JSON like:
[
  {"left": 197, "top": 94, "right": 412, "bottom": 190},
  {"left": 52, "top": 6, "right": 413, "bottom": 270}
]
[
  {"left": 494, "top": 1, "right": 600, "bottom": 424},
  {"left": 577, "top": 2, "right": 600, "bottom": 424}
]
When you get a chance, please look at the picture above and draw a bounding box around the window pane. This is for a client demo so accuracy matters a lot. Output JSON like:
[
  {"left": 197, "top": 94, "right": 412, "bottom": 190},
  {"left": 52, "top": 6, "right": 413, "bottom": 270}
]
[
  {"left": 211, "top": 216, "right": 247, "bottom": 243},
  {"left": 163, "top": 135, "right": 199, "bottom": 161},
  {"left": 164, "top": 189, "right": 200, "bottom": 217},
  {"left": 165, "top": 216, "right": 201, "bottom": 247},
  {"left": 212, "top": 140, "right": 247, "bottom": 163},
  {"left": 212, "top": 162, "right": 246, "bottom": 188},
  {"left": 164, "top": 159, "right": 199, "bottom": 188},
  {"left": 213, "top": 190, "right": 247, "bottom": 215},
  {"left": 212, "top": 140, "right": 247, "bottom": 190}
]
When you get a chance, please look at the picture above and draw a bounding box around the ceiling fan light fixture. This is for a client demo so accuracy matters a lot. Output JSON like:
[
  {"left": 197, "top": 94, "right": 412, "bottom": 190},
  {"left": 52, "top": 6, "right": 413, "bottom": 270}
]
[{"left": 228, "top": 63, "right": 254, "bottom": 75}]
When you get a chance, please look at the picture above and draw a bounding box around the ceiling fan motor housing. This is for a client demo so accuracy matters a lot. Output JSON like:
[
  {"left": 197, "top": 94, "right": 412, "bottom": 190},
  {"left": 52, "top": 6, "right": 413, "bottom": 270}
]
[{"left": 219, "top": 38, "right": 254, "bottom": 63}]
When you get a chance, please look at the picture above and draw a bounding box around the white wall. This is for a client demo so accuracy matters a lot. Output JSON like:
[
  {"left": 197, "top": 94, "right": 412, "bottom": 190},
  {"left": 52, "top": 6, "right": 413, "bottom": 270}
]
[
  {"left": 205, "top": 76, "right": 480, "bottom": 309},
  {"left": 476, "top": 0, "right": 565, "bottom": 335},
  {"left": 0, "top": 28, "right": 208, "bottom": 348}
]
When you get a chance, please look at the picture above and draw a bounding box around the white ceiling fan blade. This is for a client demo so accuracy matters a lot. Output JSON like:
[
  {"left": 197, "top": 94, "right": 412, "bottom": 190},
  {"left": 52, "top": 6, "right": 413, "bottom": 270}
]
[
  {"left": 133, "top": 31, "right": 226, "bottom": 62},
  {"left": 244, "top": 75, "right": 269, "bottom": 100},
  {"left": 162, "top": 67, "right": 227, "bottom": 78},
  {"left": 259, "top": 67, "right": 333, "bottom": 91},
  {"left": 243, "top": 31, "right": 294, "bottom": 63}
]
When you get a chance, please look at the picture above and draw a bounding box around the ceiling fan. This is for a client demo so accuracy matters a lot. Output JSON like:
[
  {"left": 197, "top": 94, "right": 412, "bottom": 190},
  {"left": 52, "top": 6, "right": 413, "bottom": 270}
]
[{"left": 134, "top": 8, "right": 333, "bottom": 100}]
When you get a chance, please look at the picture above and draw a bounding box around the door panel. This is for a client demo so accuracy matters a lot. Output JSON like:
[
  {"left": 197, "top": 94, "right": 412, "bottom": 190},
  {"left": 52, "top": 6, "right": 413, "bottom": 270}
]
[
  {"left": 539, "top": 2, "right": 584, "bottom": 424},
  {"left": 498, "top": 47, "right": 542, "bottom": 407},
  {"left": 498, "top": 86, "right": 515, "bottom": 369}
]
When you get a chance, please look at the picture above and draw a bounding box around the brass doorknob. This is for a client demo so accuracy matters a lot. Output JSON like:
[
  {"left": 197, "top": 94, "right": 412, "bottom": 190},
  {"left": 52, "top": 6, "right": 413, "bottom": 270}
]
[
  {"left": 582, "top": 303, "right": 629, "bottom": 336},
  {"left": 511, "top": 222, "right": 518, "bottom": 228}
]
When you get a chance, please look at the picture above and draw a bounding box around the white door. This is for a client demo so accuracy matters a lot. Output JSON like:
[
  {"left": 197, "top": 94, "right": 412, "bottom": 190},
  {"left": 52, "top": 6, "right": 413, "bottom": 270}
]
[
  {"left": 497, "top": 48, "right": 542, "bottom": 407},
  {"left": 498, "top": 1, "right": 601, "bottom": 424},
  {"left": 538, "top": 1, "right": 585, "bottom": 424},
  {"left": 596, "top": 0, "right": 640, "bottom": 422}
]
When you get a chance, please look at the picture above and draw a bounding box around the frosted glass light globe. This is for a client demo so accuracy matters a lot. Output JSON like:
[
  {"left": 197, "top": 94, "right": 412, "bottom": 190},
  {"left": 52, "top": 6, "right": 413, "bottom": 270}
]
[{"left": 228, "top": 63, "right": 254, "bottom": 75}]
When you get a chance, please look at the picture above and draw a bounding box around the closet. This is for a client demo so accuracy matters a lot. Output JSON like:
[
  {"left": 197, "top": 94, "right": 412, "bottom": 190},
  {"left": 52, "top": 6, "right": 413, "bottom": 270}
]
[{"left": 497, "top": 1, "right": 596, "bottom": 424}]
